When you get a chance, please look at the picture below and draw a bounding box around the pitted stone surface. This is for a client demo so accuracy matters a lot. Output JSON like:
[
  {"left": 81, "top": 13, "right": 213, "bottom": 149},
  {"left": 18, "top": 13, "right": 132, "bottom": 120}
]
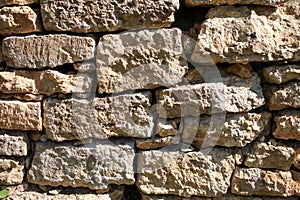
[
  {"left": 263, "top": 64, "right": 300, "bottom": 84},
  {"left": 44, "top": 93, "right": 153, "bottom": 142},
  {"left": 0, "top": 133, "right": 28, "bottom": 156},
  {"left": 40, "top": 0, "right": 179, "bottom": 33},
  {"left": 28, "top": 141, "right": 135, "bottom": 190},
  {"left": 0, "top": 0, "right": 38, "bottom": 7},
  {"left": 96, "top": 28, "right": 187, "bottom": 94},
  {"left": 137, "top": 148, "right": 235, "bottom": 197},
  {"left": 185, "top": 0, "right": 287, "bottom": 6},
  {"left": 0, "top": 159, "right": 24, "bottom": 185},
  {"left": 2, "top": 34, "right": 95, "bottom": 69},
  {"left": 0, "top": 101, "right": 42, "bottom": 131}
]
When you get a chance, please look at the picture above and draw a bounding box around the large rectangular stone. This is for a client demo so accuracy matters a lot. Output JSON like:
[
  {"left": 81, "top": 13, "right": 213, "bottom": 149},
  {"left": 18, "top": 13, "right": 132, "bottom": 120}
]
[
  {"left": 137, "top": 148, "right": 235, "bottom": 197},
  {"left": 44, "top": 93, "right": 153, "bottom": 142},
  {"left": 0, "top": 101, "right": 42, "bottom": 131},
  {"left": 0, "top": 132, "right": 28, "bottom": 156},
  {"left": 40, "top": 0, "right": 179, "bottom": 33},
  {"left": 2, "top": 34, "right": 95, "bottom": 69},
  {"left": 28, "top": 141, "right": 135, "bottom": 191}
]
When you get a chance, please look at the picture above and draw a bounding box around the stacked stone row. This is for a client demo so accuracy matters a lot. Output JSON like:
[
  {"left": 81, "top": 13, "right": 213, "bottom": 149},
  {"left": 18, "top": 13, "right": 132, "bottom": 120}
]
[{"left": 0, "top": 0, "right": 299, "bottom": 199}]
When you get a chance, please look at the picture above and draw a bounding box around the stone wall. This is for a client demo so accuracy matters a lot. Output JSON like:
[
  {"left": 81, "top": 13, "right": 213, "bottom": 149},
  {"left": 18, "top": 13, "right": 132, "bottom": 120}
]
[{"left": 0, "top": 0, "right": 299, "bottom": 199}]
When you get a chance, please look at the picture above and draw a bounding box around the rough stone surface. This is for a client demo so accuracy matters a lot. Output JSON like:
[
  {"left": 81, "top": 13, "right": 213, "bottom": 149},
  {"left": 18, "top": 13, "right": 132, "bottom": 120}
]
[
  {"left": 44, "top": 93, "right": 153, "bottom": 141},
  {"left": 185, "top": 0, "right": 287, "bottom": 6},
  {"left": 273, "top": 110, "right": 300, "bottom": 141},
  {"left": 0, "top": 132, "right": 28, "bottom": 156},
  {"left": 142, "top": 194, "right": 210, "bottom": 200},
  {"left": 156, "top": 81, "right": 265, "bottom": 118},
  {"left": 183, "top": 112, "right": 271, "bottom": 148},
  {"left": 136, "top": 136, "right": 175, "bottom": 150},
  {"left": 156, "top": 119, "right": 179, "bottom": 137},
  {"left": 0, "top": 70, "right": 92, "bottom": 96},
  {"left": 0, "top": 158, "right": 24, "bottom": 185},
  {"left": 28, "top": 141, "right": 135, "bottom": 190},
  {"left": 0, "top": 0, "right": 38, "bottom": 7},
  {"left": 293, "top": 148, "right": 300, "bottom": 170},
  {"left": 0, "top": 6, "right": 41, "bottom": 36},
  {"left": 215, "top": 195, "right": 298, "bottom": 200},
  {"left": 268, "top": 82, "right": 300, "bottom": 110},
  {"left": 244, "top": 142, "right": 295, "bottom": 170},
  {"left": 6, "top": 192, "right": 111, "bottom": 200},
  {"left": 263, "top": 64, "right": 300, "bottom": 84},
  {"left": 2, "top": 34, "right": 95, "bottom": 69},
  {"left": 0, "top": 101, "right": 42, "bottom": 131},
  {"left": 137, "top": 148, "right": 235, "bottom": 197},
  {"left": 96, "top": 28, "right": 187, "bottom": 94},
  {"left": 40, "top": 0, "right": 179, "bottom": 33},
  {"left": 231, "top": 167, "right": 300, "bottom": 196},
  {"left": 191, "top": 4, "right": 300, "bottom": 64}
]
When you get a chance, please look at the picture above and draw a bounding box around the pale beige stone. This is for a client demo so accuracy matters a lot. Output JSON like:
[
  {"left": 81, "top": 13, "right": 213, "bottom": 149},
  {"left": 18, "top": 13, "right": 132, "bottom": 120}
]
[
  {"left": 244, "top": 142, "right": 295, "bottom": 170},
  {"left": 0, "top": 101, "right": 42, "bottom": 131},
  {"left": 156, "top": 119, "right": 179, "bottom": 137},
  {"left": 231, "top": 167, "right": 300, "bottom": 196},
  {"left": 293, "top": 148, "right": 300, "bottom": 169},
  {"left": 0, "top": 70, "right": 92, "bottom": 96},
  {"left": 268, "top": 82, "right": 300, "bottom": 110},
  {"left": 191, "top": 5, "right": 300, "bottom": 64},
  {"left": 273, "top": 110, "right": 300, "bottom": 140},
  {"left": 0, "top": 133, "right": 28, "bottom": 156},
  {"left": 44, "top": 93, "right": 153, "bottom": 142},
  {"left": 142, "top": 194, "right": 211, "bottom": 200},
  {"left": 28, "top": 141, "right": 135, "bottom": 190},
  {"left": 0, "top": 158, "right": 24, "bottom": 185},
  {"left": 0, "top": 0, "right": 38, "bottom": 7},
  {"left": 2, "top": 34, "right": 95, "bottom": 69},
  {"left": 136, "top": 136, "right": 175, "bottom": 150},
  {"left": 183, "top": 112, "right": 271, "bottom": 148},
  {"left": 263, "top": 64, "right": 300, "bottom": 84},
  {"left": 215, "top": 195, "right": 298, "bottom": 200},
  {"left": 96, "top": 28, "right": 187, "bottom": 94},
  {"left": 137, "top": 148, "right": 235, "bottom": 197},
  {"left": 185, "top": 0, "right": 287, "bottom": 6},
  {"left": 40, "top": 0, "right": 179, "bottom": 33},
  {"left": 0, "top": 6, "right": 41, "bottom": 36}
]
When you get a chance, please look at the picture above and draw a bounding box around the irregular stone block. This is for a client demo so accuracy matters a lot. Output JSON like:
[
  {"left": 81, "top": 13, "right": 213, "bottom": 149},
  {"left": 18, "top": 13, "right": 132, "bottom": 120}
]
[
  {"left": 273, "top": 110, "right": 300, "bottom": 141},
  {"left": 185, "top": 0, "right": 287, "bottom": 6},
  {"left": 137, "top": 148, "right": 235, "bottom": 197},
  {"left": 215, "top": 195, "right": 298, "bottom": 200},
  {"left": 0, "top": 159, "right": 24, "bottom": 185},
  {"left": 156, "top": 81, "right": 265, "bottom": 118},
  {"left": 7, "top": 192, "right": 111, "bottom": 200},
  {"left": 244, "top": 142, "right": 295, "bottom": 170},
  {"left": 156, "top": 119, "right": 179, "bottom": 137},
  {"left": 142, "top": 194, "right": 210, "bottom": 200},
  {"left": 44, "top": 93, "right": 153, "bottom": 142},
  {"left": 2, "top": 34, "right": 95, "bottom": 69},
  {"left": 231, "top": 167, "right": 300, "bottom": 197},
  {"left": 136, "top": 136, "right": 175, "bottom": 150},
  {"left": 0, "top": 132, "right": 28, "bottom": 156},
  {"left": 183, "top": 112, "right": 271, "bottom": 148},
  {"left": 96, "top": 28, "right": 187, "bottom": 94},
  {"left": 263, "top": 64, "right": 300, "bottom": 84},
  {"left": 191, "top": 5, "right": 300, "bottom": 64},
  {"left": 0, "top": 6, "right": 41, "bottom": 36},
  {"left": 28, "top": 141, "right": 135, "bottom": 191},
  {"left": 40, "top": 0, "right": 179, "bottom": 33},
  {"left": 293, "top": 148, "right": 300, "bottom": 170},
  {"left": 268, "top": 82, "right": 300, "bottom": 110},
  {"left": 0, "top": 70, "right": 92, "bottom": 96},
  {"left": 0, "top": 0, "right": 38, "bottom": 7},
  {"left": 0, "top": 101, "right": 42, "bottom": 131}
]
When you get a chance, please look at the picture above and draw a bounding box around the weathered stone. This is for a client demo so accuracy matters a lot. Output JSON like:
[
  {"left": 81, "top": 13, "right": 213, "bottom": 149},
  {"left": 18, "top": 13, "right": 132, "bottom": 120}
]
[
  {"left": 263, "top": 64, "right": 300, "bottom": 84},
  {"left": 13, "top": 94, "right": 44, "bottom": 102},
  {"left": 273, "top": 110, "right": 300, "bottom": 140},
  {"left": 293, "top": 148, "right": 300, "bottom": 169},
  {"left": 244, "top": 142, "right": 295, "bottom": 170},
  {"left": 0, "top": 158, "right": 24, "bottom": 185},
  {"left": 96, "top": 28, "right": 187, "bottom": 94},
  {"left": 0, "top": 70, "right": 92, "bottom": 96},
  {"left": 215, "top": 195, "right": 298, "bottom": 200},
  {"left": 137, "top": 148, "right": 235, "bottom": 197},
  {"left": 0, "top": 6, "right": 41, "bottom": 36},
  {"left": 185, "top": 0, "right": 287, "bottom": 6},
  {"left": 156, "top": 80, "right": 265, "bottom": 118},
  {"left": 231, "top": 167, "right": 300, "bottom": 196},
  {"left": 40, "top": 0, "right": 179, "bottom": 33},
  {"left": 28, "top": 141, "right": 135, "bottom": 190},
  {"left": 183, "top": 112, "right": 271, "bottom": 148},
  {"left": 0, "top": 101, "right": 42, "bottom": 131},
  {"left": 0, "top": 132, "right": 28, "bottom": 156},
  {"left": 44, "top": 93, "right": 153, "bottom": 142},
  {"left": 6, "top": 192, "right": 111, "bottom": 200},
  {"left": 136, "top": 136, "right": 176, "bottom": 150},
  {"left": 225, "top": 63, "right": 252, "bottom": 79},
  {"left": 268, "top": 82, "right": 300, "bottom": 110},
  {"left": 142, "top": 194, "right": 211, "bottom": 200},
  {"left": 157, "top": 119, "right": 179, "bottom": 137},
  {"left": 0, "top": 0, "right": 38, "bottom": 7},
  {"left": 191, "top": 4, "right": 300, "bottom": 64},
  {"left": 2, "top": 34, "right": 95, "bottom": 69}
]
